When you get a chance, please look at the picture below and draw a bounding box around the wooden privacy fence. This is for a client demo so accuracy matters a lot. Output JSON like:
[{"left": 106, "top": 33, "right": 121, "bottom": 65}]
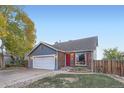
[{"left": 93, "top": 60, "right": 124, "bottom": 76}]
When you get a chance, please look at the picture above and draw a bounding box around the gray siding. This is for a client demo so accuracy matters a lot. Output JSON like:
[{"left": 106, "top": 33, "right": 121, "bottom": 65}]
[
  {"left": 30, "top": 44, "right": 57, "bottom": 56},
  {"left": 4, "top": 56, "right": 12, "bottom": 64},
  {"left": 28, "top": 57, "right": 33, "bottom": 68}
]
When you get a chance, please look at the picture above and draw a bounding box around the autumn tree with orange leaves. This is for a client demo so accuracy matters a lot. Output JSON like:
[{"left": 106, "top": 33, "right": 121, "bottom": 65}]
[{"left": 0, "top": 6, "right": 36, "bottom": 68}]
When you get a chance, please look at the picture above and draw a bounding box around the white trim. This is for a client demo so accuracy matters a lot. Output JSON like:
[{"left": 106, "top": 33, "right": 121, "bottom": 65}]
[
  {"left": 40, "top": 41, "right": 65, "bottom": 52},
  {"left": 33, "top": 54, "right": 56, "bottom": 58}
]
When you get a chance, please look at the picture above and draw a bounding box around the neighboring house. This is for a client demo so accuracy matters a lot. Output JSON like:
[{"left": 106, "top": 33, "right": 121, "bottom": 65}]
[
  {"left": 28, "top": 36, "right": 98, "bottom": 70},
  {"left": 121, "top": 52, "right": 124, "bottom": 59},
  {"left": 0, "top": 52, "right": 11, "bottom": 67}
]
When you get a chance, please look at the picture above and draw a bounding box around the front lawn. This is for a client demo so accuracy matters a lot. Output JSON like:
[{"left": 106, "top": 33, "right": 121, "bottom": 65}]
[{"left": 25, "top": 74, "right": 124, "bottom": 88}]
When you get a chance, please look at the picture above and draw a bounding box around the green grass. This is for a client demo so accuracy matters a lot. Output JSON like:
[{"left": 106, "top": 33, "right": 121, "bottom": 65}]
[{"left": 25, "top": 74, "right": 124, "bottom": 88}]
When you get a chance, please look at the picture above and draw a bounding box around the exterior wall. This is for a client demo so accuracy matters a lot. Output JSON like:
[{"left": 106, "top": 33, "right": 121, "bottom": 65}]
[
  {"left": 28, "top": 44, "right": 57, "bottom": 68},
  {"left": 70, "top": 52, "right": 75, "bottom": 66},
  {"left": 85, "top": 51, "right": 95, "bottom": 71},
  {"left": 30, "top": 44, "right": 56, "bottom": 56},
  {"left": 28, "top": 56, "right": 33, "bottom": 68},
  {"left": 85, "top": 52, "right": 92, "bottom": 69},
  {"left": 4, "top": 55, "right": 12, "bottom": 64},
  {"left": 0, "top": 55, "right": 12, "bottom": 68},
  {"left": 58, "top": 51, "right": 65, "bottom": 69},
  {"left": 93, "top": 50, "right": 97, "bottom": 60}
]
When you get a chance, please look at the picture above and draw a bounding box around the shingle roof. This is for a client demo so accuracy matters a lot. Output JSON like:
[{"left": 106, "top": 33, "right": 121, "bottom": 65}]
[
  {"left": 52, "top": 36, "right": 98, "bottom": 52},
  {"left": 28, "top": 36, "right": 98, "bottom": 56}
]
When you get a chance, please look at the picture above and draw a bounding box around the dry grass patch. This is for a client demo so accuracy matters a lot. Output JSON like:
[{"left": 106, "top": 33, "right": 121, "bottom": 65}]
[
  {"left": 61, "top": 77, "right": 79, "bottom": 83},
  {"left": 25, "top": 74, "right": 124, "bottom": 88}
]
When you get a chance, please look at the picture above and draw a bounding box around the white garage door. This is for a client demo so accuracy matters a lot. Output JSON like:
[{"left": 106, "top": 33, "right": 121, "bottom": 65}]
[{"left": 33, "top": 55, "right": 55, "bottom": 70}]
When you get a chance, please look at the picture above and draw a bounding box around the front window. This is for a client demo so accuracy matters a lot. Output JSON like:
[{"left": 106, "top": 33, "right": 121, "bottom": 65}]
[{"left": 76, "top": 52, "right": 86, "bottom": 65}]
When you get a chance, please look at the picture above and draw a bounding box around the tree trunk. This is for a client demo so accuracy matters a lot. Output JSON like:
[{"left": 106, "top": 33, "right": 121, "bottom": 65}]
[
  {"left": 10, "top": 55, "right": 16, "bottom": 64},
  {"left": 0, "top": 40, "right": 5, "bottom": 69}
]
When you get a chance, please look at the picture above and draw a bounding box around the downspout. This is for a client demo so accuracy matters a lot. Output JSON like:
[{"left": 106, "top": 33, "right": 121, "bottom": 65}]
[{"left": 55, "top": 52, "right": 59, "bottom": 70}]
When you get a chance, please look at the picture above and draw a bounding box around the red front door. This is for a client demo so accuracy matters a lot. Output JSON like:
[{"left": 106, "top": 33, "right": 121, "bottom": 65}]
[{"left": 66, "top": 53, "right": 70, "bottom": 66}]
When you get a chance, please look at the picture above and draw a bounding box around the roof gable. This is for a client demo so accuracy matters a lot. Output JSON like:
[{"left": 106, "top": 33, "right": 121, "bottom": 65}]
[{"left": 28, "top": 41, "right": 64, "bottom": 56}]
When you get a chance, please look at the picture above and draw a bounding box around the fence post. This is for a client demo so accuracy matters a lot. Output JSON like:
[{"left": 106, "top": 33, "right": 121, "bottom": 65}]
[
  {"left": 122, "top": 61, "right": 124, "bottom": 76},
  {"left": 117, "top": 60, "right": 119, "bottom": 76},
  {"left": 111, "top": 60, "right": 113, "bottom": 74},
  {"left": 120, "top": 61, "right": 122, "bottom": 76},
  {"left": 121, "top": 61, "right": 123, "bottom": 76},
  {"left": 120, "top": 60, "right": 121, "bottom": 76},
  {"left": 103, "top": 60, "right": 105, "bottom": 73}
]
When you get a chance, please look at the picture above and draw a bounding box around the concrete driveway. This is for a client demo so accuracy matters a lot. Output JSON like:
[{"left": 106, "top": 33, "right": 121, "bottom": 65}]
[{"left": 0, "top": 67, "right": 54, "bottom": 88}]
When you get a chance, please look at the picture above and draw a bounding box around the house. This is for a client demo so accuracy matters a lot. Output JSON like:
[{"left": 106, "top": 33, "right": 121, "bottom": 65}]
[
  {"left": 0, "top": 52, "right": 12, "bottom": 68},
  {"left": 121, "top": 52, "right": 124, "bottom": 60},
  {"left": 28, "top": 36, "right": 98, "bottom": 70}
]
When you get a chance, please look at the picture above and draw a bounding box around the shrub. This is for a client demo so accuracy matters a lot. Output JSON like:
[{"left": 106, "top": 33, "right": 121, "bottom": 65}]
[
  {"left": 5, "top": 60, "right": 28, "bottom": 67},
  {"left": 21, "top": 60, "right": 28, "bottom": 67},
  {"left": 5, "top": 64, "right": 11, "bottom": 67}
]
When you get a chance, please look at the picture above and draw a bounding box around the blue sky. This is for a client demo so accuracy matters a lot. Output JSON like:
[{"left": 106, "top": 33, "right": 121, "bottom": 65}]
[{"left": 24, "top": 5, "right": 124, "bottom": 59}]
